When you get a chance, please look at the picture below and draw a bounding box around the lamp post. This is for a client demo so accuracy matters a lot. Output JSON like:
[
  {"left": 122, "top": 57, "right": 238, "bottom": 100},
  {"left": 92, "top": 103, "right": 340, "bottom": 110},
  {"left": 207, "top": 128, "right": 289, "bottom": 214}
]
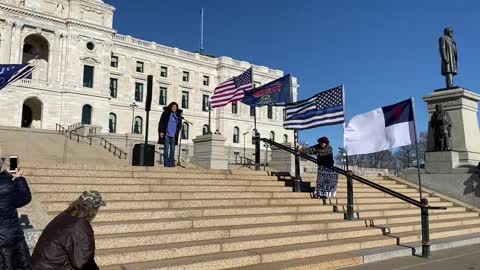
[
  {"left": 263, "top": 143, "right": 270, "bottom": 171},
  {"left": 129, "top": 101, "right": 138, "bottom": 133},
  {"left": 243, "top": 131, "right": 249, "bottom": 164}
]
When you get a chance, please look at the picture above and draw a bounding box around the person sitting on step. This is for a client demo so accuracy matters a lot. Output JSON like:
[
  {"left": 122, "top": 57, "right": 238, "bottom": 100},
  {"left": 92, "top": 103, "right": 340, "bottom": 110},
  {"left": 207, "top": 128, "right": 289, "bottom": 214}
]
[{"left": 32, "top": 190, "right": 106, "bottom": 270}]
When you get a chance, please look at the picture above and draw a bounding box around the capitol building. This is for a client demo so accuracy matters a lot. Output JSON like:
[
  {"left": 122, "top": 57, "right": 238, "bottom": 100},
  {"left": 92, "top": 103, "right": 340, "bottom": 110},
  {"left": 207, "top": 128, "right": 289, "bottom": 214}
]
[{"left": 0, "top": 0, "right": 298, "bottom": 154}]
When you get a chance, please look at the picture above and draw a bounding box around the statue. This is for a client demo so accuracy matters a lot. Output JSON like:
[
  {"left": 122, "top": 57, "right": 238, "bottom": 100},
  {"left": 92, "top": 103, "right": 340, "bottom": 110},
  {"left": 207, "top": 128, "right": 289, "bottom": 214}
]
[
  {"left": 439, "top": 27, "right": 458, "bottom": 89},
  {"left": 430, "top": 104, "right": 452, "bottom": 151}
]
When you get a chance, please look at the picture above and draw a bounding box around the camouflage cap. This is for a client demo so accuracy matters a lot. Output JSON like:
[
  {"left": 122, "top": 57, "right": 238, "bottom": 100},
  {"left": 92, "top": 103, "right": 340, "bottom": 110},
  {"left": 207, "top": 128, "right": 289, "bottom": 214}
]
[{"left": 80, "top": 190, "right": 106, "bottom": 208}]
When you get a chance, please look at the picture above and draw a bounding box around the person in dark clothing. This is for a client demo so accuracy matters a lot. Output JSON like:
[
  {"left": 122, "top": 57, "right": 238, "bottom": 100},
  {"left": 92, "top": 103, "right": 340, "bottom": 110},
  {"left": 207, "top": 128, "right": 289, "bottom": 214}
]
[
  {"left": 314, "top": 137, "right": 338, "bottom": 198},
  {"left": 0, "top": 168, "right": 32, "bottom": 270},
  {"left": 32, "top": 190, "right": 106, "bottom": 270},
  {"left": 158, "top": 102, "right": 183, "bottom": 167}
]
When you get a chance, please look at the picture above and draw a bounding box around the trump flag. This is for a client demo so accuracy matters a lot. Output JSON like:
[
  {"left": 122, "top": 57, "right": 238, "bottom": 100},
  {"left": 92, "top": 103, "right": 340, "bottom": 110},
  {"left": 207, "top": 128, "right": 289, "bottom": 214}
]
[
  {"left": 241, "top": 74, "right": 292, "bottom": 107},
  {"left": 343, "top": 98, "right": 416, "bottom": 156}
]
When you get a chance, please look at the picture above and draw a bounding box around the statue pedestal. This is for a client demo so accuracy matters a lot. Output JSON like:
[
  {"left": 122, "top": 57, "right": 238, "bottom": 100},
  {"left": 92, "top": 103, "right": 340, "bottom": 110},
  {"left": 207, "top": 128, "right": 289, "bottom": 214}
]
[
  {"left": 270, "top": 142, "right": 295, "bottom": 175},
  {"left": 423, "top": 88, "right": 480, "bottom": 166},
  {"left": 425, "top": 151, "right": 460, "bottom": 173},
  {"left": 190, "top": 134, "right": 228, "bottom": 170}
]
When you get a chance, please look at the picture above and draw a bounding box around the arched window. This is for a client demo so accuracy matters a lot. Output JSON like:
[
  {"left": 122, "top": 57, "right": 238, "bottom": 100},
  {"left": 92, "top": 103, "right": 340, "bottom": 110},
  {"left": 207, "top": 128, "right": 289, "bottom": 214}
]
[
  {"left": 81, "top": 104, "right": 92, "bottom": 125},
  {"left": 109, "top": 113, "right": 117, "bottom": 133},
  {"left": 133, "top": 116, "right": 143, "bottom": 134},
  {"left": 270, "top": 131, "right": 275, "bottom": 142},
  {"left": 283, "top": 134, "right": 288, "bottom": 143},
  {"left": 182, "top": 122, "right": 189, "bottom": 140},
  {"left": 233, "top": 127, "right": 240, "bottom": 143},
  {"left": 203, "top": 124, "right": 209, "bottom": 135}
]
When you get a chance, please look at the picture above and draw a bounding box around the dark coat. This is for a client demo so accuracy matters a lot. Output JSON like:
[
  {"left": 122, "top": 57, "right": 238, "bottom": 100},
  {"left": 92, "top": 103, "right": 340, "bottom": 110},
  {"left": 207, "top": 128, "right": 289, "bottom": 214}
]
[
  {"left": 158, "top": 107, "right": 183, "bottom": 145},
  {"left": 0, "top": 173, "right": 32, "bottom": 270},
  {"left": 439, "top": 35, "right": 457, "bottom": 75},
  {"left": 32, "top": 212, "right": 99, "bottom": 270}
]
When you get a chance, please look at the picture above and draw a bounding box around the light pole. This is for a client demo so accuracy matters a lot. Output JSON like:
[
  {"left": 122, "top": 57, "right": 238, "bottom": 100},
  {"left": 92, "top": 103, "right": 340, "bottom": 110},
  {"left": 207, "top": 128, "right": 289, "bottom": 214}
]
[
  {"left": 263, "top": 143, "right": 270, "bottom": 171},
  {"left": 342, "top": 152, "right": 347, "bottom": 170},
  {"left": 129, "top": 101, "right": 138, "bottom": 133},
  {"left": 243, "top": 131, "right": 249, "bottom": 164}
]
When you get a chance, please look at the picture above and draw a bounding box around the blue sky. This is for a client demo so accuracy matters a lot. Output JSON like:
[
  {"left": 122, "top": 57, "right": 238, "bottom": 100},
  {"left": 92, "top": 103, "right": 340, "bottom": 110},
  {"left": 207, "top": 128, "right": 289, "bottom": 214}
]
[{"left": 106, "top": 0, "right": 480, "bottom": 150}]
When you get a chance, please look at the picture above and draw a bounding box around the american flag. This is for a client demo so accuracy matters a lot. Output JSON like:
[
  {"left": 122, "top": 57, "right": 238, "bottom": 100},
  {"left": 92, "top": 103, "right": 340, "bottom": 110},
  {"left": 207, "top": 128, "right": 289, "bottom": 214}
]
[
  {"left": 284, "top": 85, "right": 344, "bottom": 130},
  {"left": 209, "top": 68, "right": 254, "bottom": 108}
]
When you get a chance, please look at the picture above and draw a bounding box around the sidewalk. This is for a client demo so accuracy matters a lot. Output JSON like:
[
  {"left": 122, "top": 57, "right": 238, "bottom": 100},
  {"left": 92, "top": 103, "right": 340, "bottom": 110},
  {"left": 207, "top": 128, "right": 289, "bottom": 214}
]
[{"left": 343, "top": 243, "right": 480, "bottom": 270}]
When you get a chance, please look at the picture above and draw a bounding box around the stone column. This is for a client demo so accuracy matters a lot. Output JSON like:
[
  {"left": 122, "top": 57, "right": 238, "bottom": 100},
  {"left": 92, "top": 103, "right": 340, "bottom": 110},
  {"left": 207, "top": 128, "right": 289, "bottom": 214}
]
[
  {"left": 3, "top": 20, "right": 14, "bottom": 64},
  {"left": 423, "top": 88, "right": 480, "bottom": 166},
  {"left": 10, "top": 22, "right": 23, "bottom": 64},
  {"left": 269, "top": 142, "right": 295, "bottom": 175},
  {"left": 190, "top": 134, "right": 228, "bottom": 170}
]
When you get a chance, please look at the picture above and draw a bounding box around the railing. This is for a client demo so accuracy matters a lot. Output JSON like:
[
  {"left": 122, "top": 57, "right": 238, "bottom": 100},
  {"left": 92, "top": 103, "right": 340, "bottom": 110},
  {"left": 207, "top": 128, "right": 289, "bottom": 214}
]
[
  {"left": 261, "top": 137, "right": 446, "bottom": 258},
  {"left": 55, "top": 124, "right": 127, "bottom": 160},
  {"left": 67, "top": 122, "right": 82, "bottom": 130}
]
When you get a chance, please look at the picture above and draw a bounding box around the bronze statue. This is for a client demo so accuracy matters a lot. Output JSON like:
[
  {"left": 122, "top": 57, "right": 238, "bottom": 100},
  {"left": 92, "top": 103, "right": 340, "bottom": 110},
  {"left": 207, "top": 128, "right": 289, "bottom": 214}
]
[
  {"left": 430, "top": 104, "right": 452, "bottom": 151},
  {"left": 439, "top": 27, "right": 458, "bottom": 89}
]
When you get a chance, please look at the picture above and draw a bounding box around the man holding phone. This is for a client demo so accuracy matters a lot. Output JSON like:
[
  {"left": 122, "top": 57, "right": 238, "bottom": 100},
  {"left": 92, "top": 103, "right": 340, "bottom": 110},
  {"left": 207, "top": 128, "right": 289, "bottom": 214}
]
[{"left": 0, "top": 165, "right": 33, "bottom": 270}]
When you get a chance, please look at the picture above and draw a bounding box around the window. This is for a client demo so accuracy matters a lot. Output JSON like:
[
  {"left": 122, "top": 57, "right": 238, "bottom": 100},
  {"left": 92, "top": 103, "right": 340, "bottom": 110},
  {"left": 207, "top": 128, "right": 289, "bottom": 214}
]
[
  {"left": 231, "top": 102, "right": 238, "bottom": 114},
  {"left": 267, "top": 105, "right": 273, "bottom": 119},
  {"left": 110, "top": 78, "right": 118, "bottom": 98},
  {"left": 203, "top": 75, "right": 210, "bottom": 86},
  {"left": 86, "top": 41, "right": 95, "bottom": 51},
  {"left": 182, "top": 122, "right": 189, "bottom": 139},
  {"left": 109, "top": 113, "right": 117, "bottom": 133},
  {"left": 159, "top": 87, "right": 167, "bottom": 106},
  {"left": 203, "top": 124, "right": 209, "bottom": 135},
  {"left": 110, "top": 55, "right": 118, "bottom": 68},
  {"left": 133, "top": 116, "right": 143, "bottom": 134},
  {"left": 181, "top": 91, "right": 189, "bottom": 109},
  {"left": 182, "top": 71, "right": 189, "bottom": 82},
  {"left": 283, "top": 134, "right": 288, "bottom": 143},
  {"left": 233, "top": 127, "right": 240, "bottom": 143},
  {"left": 250, "top": 106, "right": 255, "bottom": 117},
  {"left": 202, "top": 95, "right": 209, "bottom": 112},
  {"left": 270, "top": 131, "right": 275, "bottom": 142},
  {"left": 83, "top": 65, "right": 94, "bottom": 88},
  {"left": 136, "top": 61, "right": 144, "bottom": 73},
  {"left": 160, "top": 66, "right": 168, "bottom": 77},
  {"left": 81, "top": 105, "right": 92, "bottom": 125},
  {"left": 135, "top": 82, "right": 144, "bottom": 102}
]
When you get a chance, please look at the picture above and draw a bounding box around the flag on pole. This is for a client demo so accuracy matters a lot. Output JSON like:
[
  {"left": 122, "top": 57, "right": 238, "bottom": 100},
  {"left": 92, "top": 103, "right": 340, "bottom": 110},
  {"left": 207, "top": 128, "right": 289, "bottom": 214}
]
[
  {"left": 284, "top": 85, "right": 345, "bottom": 130},
  {"left": 343, "top": 98, "right": 415, "bottom": 156},
  {"left": 241, "top": 74, "right": 292, "bottom": 107},
  {"left": 209, "top": 68, "right": 253, "bottom": 108},
  {"left": 0, "top": 64, "right": 35, "bottom": 91}
]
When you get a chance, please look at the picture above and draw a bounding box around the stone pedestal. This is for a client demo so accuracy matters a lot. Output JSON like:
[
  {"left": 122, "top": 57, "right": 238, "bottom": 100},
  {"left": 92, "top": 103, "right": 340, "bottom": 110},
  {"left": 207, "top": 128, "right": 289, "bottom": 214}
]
[
  {"left": 269, "top": 142, "right": 295, "bottom": 175},
  {"left": 190, "top": 134, "right": 228, "bottom": 170},
  {"left": 423, "top": 88, "right": 480, "bottom": 166},
  {"left": 425, "top": 151, "right": 460, "bottom": 173}
]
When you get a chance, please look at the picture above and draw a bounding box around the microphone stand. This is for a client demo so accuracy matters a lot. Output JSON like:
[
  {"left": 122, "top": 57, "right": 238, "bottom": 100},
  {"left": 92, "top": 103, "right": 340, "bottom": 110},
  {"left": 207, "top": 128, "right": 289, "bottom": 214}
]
[{"left": 177, "top": 117, "right": 194, "bottom": 168}]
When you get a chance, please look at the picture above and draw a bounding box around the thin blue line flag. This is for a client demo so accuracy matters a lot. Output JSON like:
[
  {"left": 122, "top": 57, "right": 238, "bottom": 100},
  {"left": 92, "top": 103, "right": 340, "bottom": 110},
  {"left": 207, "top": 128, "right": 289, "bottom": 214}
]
[
  {"left": 0, "top": 64, "right": 35, "bottom": 91},
  {"left": 241, "top": 74, "right": 292, "bottom": 107},
  {"left": 284, "top": 85, "right": 345, "bottom": 130}
]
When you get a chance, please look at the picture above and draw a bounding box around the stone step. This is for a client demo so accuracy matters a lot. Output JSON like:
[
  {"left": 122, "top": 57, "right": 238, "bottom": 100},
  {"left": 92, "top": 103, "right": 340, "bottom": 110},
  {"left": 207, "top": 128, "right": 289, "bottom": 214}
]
[
  {"left": 34, "top": 191, "right": 309, "bottom": 202},
  {"left": 95, "top": 215, "right": 480, "bottom": 250},
  {"left": 90, "top": 212, "right": 478, "bottom": 236},
  {"left": 27, "top": 176, "right": 278, "bottom": 184},
  {"left": 97, "top": 223, "right": 480, "bottom": 267},
  {"left": 353, "top": 206, "right": 466, "bottom": 219},
  {"left": 30, "top": 184, "right": 291, "bottom": 193}
]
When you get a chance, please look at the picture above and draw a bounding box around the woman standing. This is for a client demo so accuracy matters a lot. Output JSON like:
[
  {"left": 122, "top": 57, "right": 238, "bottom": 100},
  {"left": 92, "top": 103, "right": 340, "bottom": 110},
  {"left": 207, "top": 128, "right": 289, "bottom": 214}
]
[
  {"left": 158, "top": 102, "right": 183, "bottom": 167},
  {"left": 32, "top": 191, "right": 106, "bottom": 270},
  {"left": 314, "top": 137, "right": 338, "bottom": 198},
  {"left": 0, "top": 168, "right": 32, "bottom": 270}
]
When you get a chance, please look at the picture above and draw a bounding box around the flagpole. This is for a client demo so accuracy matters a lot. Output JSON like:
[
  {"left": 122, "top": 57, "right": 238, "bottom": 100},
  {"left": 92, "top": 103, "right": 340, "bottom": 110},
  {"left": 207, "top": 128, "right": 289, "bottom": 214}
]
[
  {"left": 341, "top": 84, "right": 349, "bottom": 171},
  {"left": 411, "top": 97, "right": 424, "bottom": 203}
]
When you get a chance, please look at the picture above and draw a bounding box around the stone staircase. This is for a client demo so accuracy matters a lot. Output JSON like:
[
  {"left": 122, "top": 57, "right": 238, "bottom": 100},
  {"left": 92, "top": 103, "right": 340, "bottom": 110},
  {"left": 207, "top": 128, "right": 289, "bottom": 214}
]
[{"left": 23, "top": 165, "right": 480, "bottom": 270}]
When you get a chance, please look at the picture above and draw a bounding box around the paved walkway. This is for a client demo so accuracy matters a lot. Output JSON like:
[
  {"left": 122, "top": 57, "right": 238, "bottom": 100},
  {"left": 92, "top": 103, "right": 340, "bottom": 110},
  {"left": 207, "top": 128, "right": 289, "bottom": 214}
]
[{"left": 344, "top": 243, "right": 480, "bottom": 270}]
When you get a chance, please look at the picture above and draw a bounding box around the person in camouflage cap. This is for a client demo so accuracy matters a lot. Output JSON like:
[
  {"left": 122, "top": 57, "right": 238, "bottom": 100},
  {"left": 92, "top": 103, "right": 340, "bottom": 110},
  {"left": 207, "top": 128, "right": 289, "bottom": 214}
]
[{"left": 32, "top": 191, "right": 107, "bottom": 270}]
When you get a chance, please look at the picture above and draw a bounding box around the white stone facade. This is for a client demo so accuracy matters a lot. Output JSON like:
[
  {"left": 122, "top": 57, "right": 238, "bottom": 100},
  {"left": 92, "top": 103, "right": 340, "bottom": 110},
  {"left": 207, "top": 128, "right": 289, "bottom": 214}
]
[{"left": 0, "top": 0, "right": 297, "bottom": 149}]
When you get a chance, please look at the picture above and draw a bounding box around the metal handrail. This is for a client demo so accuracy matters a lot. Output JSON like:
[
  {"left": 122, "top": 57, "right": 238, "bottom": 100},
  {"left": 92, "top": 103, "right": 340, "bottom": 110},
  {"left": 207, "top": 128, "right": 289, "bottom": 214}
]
[
  {"left": 55, "top": 124, "right": 128, "bottom": 159},
  {"left": 261, "top": 138, "right": 444, "bottom": 210}
]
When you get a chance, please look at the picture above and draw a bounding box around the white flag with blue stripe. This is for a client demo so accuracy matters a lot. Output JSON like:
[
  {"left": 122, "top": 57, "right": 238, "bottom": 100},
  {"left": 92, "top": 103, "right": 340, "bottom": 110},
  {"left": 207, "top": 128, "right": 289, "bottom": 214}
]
[{"left": 284, "top": 85, "right": 345, "bottom": 130}]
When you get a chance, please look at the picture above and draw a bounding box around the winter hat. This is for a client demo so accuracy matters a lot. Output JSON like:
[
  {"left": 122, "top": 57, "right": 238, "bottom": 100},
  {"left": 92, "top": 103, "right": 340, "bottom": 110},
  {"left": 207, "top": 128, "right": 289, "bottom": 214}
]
[
  {"left": 318, "top": 137, "right": 329, "bottom": 145},
  {"left": 80, "top": 190, "right": 106, "bottom": 208}
]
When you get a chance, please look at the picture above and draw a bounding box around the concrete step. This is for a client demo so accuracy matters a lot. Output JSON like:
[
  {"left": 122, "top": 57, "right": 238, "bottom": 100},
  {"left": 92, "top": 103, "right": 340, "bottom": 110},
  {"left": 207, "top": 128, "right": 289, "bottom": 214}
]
[{"left": 354, "top": 206, "right": 466, "bottom": 219}]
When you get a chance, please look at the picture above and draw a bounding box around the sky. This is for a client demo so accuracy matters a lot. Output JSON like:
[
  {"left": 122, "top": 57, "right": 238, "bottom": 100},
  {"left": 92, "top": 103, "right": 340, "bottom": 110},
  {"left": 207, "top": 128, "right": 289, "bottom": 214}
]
[{"left": 105, "top": 0, "right": 480, "bottom": 151}]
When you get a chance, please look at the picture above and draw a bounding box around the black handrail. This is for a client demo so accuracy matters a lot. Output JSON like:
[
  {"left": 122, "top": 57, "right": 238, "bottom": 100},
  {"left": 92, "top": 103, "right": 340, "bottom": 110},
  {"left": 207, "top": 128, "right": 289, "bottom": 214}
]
[{"left": 261, "top": 138, "right": 445, "bottom": 210}]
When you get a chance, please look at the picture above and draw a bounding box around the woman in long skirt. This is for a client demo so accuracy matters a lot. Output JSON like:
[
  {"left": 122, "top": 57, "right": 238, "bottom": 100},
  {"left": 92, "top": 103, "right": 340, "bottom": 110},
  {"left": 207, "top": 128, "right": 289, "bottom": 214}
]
[{"left": 314, "top": 137, "right": 338, "bottom": 198}]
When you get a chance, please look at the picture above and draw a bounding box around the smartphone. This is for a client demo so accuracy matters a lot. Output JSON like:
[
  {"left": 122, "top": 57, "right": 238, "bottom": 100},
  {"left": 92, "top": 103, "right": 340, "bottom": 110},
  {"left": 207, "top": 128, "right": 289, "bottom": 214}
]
[{"left": 9, "top": 155, "right": 18, "bottom": 173}]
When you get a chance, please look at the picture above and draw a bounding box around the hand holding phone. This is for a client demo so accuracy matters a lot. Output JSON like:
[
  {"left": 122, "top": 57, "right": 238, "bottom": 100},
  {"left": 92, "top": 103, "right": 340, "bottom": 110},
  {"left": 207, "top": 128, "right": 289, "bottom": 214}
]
[{"left": 9, "top": 156, "right": 18, "bottom": 173}]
